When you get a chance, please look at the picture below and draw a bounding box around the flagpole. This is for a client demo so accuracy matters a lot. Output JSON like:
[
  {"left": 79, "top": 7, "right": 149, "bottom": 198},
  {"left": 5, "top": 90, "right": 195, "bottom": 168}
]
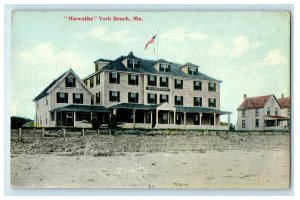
[{"left": 157, "top": 28, "right": 159, "bottom": 61}]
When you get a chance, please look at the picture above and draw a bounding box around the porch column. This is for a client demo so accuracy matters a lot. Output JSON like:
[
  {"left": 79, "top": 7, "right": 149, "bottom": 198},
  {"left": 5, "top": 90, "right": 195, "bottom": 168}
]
[
  {"left": 54, "top": 110, "right": 57, "bottom": 127},
  {"left": 74, "top": 111, "right": 76, "bottom": 127},
  {"left": 174, "top": 110, "right": 176, "bottom": 125},
  {"left": 133, "top": 110, "right": 136, "bottom": 128},
  {"left": 168, "top": 111, "right": 171, "bottom": 124},
  {"left": 183, "top": 112, "right": 186, "bottom": 127},
  {"left": 156, "top": 109, "right": 159, "bottom": 125},
  {"left": 150, "top": 111, "right": 153, "bottom": 125},
  {"left": 199, "top": 113, "right": 202, "bottom": 126},
  {"left": 144, "top": 111, "right": 146, "bottom": 124},
  {"left": 227, "top": 113, "right": 231, "bottom": 125},
  {"left": 213, "top": 113, "right": 216, "bottom": 125}
]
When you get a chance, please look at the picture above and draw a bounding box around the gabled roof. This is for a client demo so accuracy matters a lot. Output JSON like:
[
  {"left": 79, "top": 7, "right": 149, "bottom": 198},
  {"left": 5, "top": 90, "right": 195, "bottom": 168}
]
[
  {"left": 182, "top": 62, "right": 199, "bottom": 67},
  {"left": 237, "top": 95, "right": 273, "bottom": 110},
  {"left": 98, "top": 52, "right": 220, "bottom": 81},
  {"left": 33, "top": 69, "right": 92, "bottom": 102},
  {"left": 93, "top": 58, "right": 112, "bottom": 63},
  {"left": 278, "top": 97, "right": 290, "bottom": 108}
]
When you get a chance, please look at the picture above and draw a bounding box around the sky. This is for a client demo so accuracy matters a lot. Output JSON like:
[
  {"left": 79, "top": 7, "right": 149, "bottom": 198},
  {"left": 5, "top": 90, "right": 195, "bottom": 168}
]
[{"left": 11, "top": 11, "right": 290, "bottom": 124}]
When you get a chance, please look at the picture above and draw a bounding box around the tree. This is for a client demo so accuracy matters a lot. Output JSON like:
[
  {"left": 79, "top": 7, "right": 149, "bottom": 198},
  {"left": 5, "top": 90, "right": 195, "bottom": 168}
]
[{"left": 11, "top": 116, "right": 32, "bottom": 129}]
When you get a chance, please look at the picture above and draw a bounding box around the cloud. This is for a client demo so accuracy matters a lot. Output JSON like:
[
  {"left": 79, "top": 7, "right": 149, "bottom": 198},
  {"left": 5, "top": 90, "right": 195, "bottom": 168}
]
[
  {"left": 208, "top": 41, "right": 228, "bottom": 57},
  {"left": 161, "top": 26, "right": 208, "bottom": 42},
  {"left": 208, "top": 36, "right": 263, "bottom": 58},
  {"left": 89, "top": 26, "right": 139, "bottom": 43},
  {"left": 250, "top": 49, "right": 286, "bottom": 68},
  {"left": 231, "top": 36, "right": 263, "bottom": 56}
]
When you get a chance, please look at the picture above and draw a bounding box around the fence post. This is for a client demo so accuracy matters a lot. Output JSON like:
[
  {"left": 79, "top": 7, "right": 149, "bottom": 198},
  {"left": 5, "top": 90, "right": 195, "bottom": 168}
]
[
  {"left": 18, "top": 128, "right": 22, "bottom": 142},
  {"left": 42, "top": 128, "right": 45, "bottom": 138},
  {"left": 97, "top": 129, "right": 100, "bottom": 135},
  {"left": 63, "top": 129, "right": 66, "bottom": 137},
  {"left": 82, "top": 129, "right": 85, "bottom": 137}
]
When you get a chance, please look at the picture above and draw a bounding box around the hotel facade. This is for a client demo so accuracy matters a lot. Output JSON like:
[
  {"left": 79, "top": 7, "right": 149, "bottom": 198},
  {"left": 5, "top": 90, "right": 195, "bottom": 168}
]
[{"left": 34, "top": 52, "right": 231, "bottom": 130}]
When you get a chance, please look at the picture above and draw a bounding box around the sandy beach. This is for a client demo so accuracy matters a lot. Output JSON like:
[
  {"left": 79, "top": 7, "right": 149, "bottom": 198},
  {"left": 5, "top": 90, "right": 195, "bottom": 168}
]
[{"left": 10, "top": 133, "right": 290, "bottom": 189}]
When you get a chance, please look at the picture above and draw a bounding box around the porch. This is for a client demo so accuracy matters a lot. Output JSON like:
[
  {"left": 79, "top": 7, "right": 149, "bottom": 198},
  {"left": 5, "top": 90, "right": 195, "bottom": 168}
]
[
  {"left": 264, "top": 115, "right": 289, "bottom": 130},
  {"left": 109, "top": 103, "right": 231, "bottom": 130},
  {"left": 50, "top": 104, "right": 111, "bottom": 128}
]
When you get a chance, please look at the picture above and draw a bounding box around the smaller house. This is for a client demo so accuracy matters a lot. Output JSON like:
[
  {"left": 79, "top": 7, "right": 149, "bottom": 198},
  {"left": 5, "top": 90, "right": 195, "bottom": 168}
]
[
  {"left": 33, "top": 69, "right": 111, "bottom": 128},
  {"left": 277, "top": 94, "right": 291, "bottom": 129},
  {"left": 236, "top": 94, "right": 289, "bottom": 131}
]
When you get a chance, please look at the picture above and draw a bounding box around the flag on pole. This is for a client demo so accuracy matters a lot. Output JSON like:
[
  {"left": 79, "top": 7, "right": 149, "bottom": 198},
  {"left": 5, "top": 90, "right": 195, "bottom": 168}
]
[{"left": 145, "top": 34, "right": 156, "bottom": 50}]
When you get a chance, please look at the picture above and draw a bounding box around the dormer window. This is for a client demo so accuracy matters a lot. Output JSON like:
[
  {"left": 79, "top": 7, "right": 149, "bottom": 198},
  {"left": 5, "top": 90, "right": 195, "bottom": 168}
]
[
  {"left": 188, "top": 67, "right": 198, "bottom": 75},
  {"left": 65, "top": 76, "right": 76, "bottom": 87},
  {"left": 159, "top": 63, "right": 171, "bottom": 72},
  {"left": 127, "top": 59, "right": 140, "bottom": 69}
]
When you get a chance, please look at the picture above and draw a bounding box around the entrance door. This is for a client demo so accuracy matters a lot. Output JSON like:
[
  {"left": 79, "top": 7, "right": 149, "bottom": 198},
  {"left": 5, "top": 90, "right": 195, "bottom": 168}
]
[
  {"left": 66, "top": 112, "right": 74, "bottom": 126},
  {"left": 176, "top": 114, "right": 182, "bottom": 124}
]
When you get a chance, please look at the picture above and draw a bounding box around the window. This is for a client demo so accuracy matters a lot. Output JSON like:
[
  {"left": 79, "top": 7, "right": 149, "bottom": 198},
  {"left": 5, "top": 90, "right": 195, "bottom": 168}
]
[
  {"left": 160, "top": 94, "right": 169, "bottom": 103},
  {"left": 128, "top": 92, "right": 139, "bottom": 103},
  {"left": 109, "top": 72, "right": 120, "bottom": 84},
  {"left": 109, "top": 91, "right": 120, "bottom": 102},
  {"left": 90, "top": 77, "right": 94, "bottom": 88},
  {"left": 148, "top": 75, "right": 157, "bottom": 86},
  {"left": 208, "top": 98, "right": 216, "bottom": 108},
  {"left": 188, "top": 67, "right": 198, "bottom": 75},
  {"left": 267, "top": 107, "right": 270, "bottom": 116},
  {"left": 51, "top": 112, "right": 55, "bottom": 121},
  {"left": 96, "top": 92, "right": 100, "bottom": 104},
  {"left": 159, "top": 63, "right": 171, "bottom": 72},
  {"left": 128, "top": 74, "right": 139, "bottom": 85},
  {"left": 91, "top": 95, "right": 94, "bottom": 105},
  {"left": 175, "top": 96, "right": 183, "bottom": 106},
  {"left": 194, "top": 114, "right": 199, "bottom": 125},
  {"left": 255, "top": 109, "right": 259, "bottom": 116},
  {"left": 174, "top": 79, "right": 183, "bottom": 89},
  {"left": 96, "top": 74, "right": 100, "bottom": 85},
  {"left": 160, "top": 77, "right": 169, "bottom": 87},
  {"left": 147, "top": 93, "right": 157, "bottom": 104},
  {"left": 242, "top": 120, "right": 246, "bottom": 128},
  {"left": 194, "top": 81, "right": 202, "bottom": 90},
  {"left": 271, "top": 99, "right": 274, "bottom": 106},
  {"left": 275, "top": 108, "right": 278, "bottom": 116},
  {"left": 255, "top": 119, "right": 259, "bottom": 128},
  {"left": 194, "top": 97, "right": 202, "bottom": 107},
  {"left": 84, "top": 80, "right": 87, "bottom": 86},
  {"left": 65, "top": 76, "right": 76, "bottom": 87},
  {"left": 95, "top": 62, "right": 99, "bottom": 71},
  {"left": 127, "top": 59, "right": 141, "bottom": 69},
  {"left": 57, "top": 92, "right": 68, "bottom": 103},
  {"left": 73, "top": 93, "right": 83, "bottom": 104},
  {"left": 208, "top": 82, "right": 216, "bottom": 92},
  {"left": 242, "top": 110, "right": 246, "bottom": 118},
  {"left": 161, "top": 113, "right": 168, "bottom": 124}
]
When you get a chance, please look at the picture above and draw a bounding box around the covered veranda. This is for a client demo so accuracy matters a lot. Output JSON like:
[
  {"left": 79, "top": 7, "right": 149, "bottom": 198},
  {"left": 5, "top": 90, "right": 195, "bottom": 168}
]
[{"left": 50, "top": 104, "right": 111, "bottom": 128}]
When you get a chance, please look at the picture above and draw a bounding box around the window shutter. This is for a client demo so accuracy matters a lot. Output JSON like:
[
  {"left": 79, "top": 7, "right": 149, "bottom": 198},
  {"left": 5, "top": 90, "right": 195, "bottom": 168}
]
[
  {"left": 109, "top": 91, "right": 112, "bottom": 101},
  {"left": 159, "top": 64, "right": 162, "bottom": 71},
  {"left": 65, "top": 93, "right": 68, "bottom": 103},
  {"left": 80, "top": 94, "right": 83, "bottom": 104},
  {"left": 136, "top": 93, "right": 139, "bottom": 103},
  {"left": 128, "top": 75, "right": 130, "bottom": 85},
  {"left": 73, "top": 78, "right": 76, "bottom": 87},
  {"left": 127, "top": 59, "right": 130, "bottom": 67},
  {"left": 167, "top": 95, "right": 169, "bottom": 103},
  {"left": 147, "top": 76, "right": 150, "bottom": 85},
  {"left": 136, "top": 75, "right": 139, "bottom": 85},
  {"left": 147, "top": 93, "right": 150, "bottom": 103},
  {"left": 168, "top": 65, "right": 171, "bottom": 72},
  {"left": 200, "top": 82, "right": 202, "bottom": 90},
  {"left": 117, "top": 73, "right": 120, "bottom": 84},
  {"left": 57, "top": 93, "right": 59, "bottom": 103},
  {"left": 65, "top": 78, "right": 68, "bottom": 87},
  {"left": 128, "top": 92, "right": 130, "bottom": 103},
  {"left": 117, "top": 92, "right": 120, "bottom": 102},
  {"left": 73, "top": 93, "right": 75, "bottom": 103},
  {"left": 214, "top": 83, "right": 217, "bottom": 91},
  {"left": 155, "top": 94, "right": 157, "bottom": 104},
  {"left": 166, "top": 78, "right": 169, "bottom": 87}
]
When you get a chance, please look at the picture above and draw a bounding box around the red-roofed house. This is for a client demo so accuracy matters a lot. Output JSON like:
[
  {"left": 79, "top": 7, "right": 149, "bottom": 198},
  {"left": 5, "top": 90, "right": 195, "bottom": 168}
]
[
  {"left": 237, "top": 94, "right": 289, "bottom": 130},
  {"left": 277, "top": 94, "right": 291, "bottom": 128}
]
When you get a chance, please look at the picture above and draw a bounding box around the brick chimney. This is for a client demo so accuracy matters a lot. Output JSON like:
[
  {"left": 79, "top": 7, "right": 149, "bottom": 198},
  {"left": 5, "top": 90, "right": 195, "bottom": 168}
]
[{"left": 243, "top": 94, "right": 247, "bottom": 99}]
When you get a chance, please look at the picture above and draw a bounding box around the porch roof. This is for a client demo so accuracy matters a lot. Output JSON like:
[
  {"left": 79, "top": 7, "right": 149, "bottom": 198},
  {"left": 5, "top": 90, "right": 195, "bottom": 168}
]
[
  {"left": 174, "top": 106, "right": 231, "bottom": 115},
  {"left": 109, "top": 103, "right": 159, "bottom": 110},
  {"left": 265, "top": 115, "right": 289, "bottom": 120},
  {"left": 50, "top": 104, "right": 111, "bottom": 113}
]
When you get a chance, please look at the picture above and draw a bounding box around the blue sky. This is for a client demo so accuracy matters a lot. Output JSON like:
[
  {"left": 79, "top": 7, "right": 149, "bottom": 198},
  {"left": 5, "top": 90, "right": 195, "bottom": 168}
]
[{"left": 11, "top": 11, "right": 290, "bottom": 124}]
